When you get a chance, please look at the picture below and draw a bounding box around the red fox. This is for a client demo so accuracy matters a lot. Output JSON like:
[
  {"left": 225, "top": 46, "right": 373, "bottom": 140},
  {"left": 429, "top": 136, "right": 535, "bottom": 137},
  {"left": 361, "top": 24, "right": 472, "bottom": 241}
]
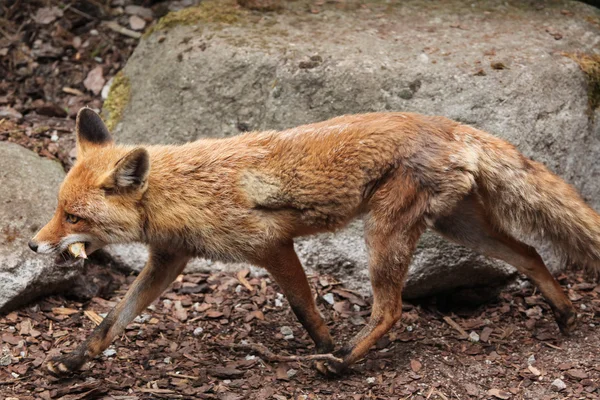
[{"left": 30, "top": 108, "right": 600, "bottom": 376}]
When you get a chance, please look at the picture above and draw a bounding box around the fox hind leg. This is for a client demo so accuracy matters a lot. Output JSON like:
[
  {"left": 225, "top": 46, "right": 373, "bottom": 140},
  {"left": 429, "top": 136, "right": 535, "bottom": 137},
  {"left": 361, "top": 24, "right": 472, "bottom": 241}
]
[{"left": 433, "top": 194, "right": 577, "bottom": 334}]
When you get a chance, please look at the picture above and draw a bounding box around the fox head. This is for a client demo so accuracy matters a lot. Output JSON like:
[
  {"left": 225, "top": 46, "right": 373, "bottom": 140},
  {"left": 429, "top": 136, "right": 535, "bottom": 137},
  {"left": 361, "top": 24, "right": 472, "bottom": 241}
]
[{"left": 29, "top": 108, "right": 150, "bottom": 264}]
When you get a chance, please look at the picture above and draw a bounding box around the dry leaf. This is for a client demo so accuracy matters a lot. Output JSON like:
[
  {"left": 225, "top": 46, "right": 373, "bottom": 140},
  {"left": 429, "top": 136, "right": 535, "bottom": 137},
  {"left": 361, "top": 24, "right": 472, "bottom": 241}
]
[
  {"left": 83, "top": 66, "right": 106, "bottom": 95},
  {"left": 488, "top": 388, "right": 511, "bottom": 399},
  {"left": 174, "top": 301, "right": 188, "bottom": 322},
  {"left": 237, "top": 269, "right": 254, "bottom": 292},
  {"left": 528, "top": 365, "right": 541, "bottom": 376},
  {"left": 34, "top": 7, "right": 63, "bottom": 24},
  {"left": 410, "top": 359, "right": 422, "bottom": 373}
]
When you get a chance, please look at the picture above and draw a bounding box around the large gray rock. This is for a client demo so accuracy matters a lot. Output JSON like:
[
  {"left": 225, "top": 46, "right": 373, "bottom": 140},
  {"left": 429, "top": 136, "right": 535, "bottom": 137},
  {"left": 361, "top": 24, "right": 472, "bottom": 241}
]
[
  {"left": 106, "top": 0, "right": 600, "bottom": 297},
  {"left": 0, "top": 143, "right": 79, "bottom": 312}
]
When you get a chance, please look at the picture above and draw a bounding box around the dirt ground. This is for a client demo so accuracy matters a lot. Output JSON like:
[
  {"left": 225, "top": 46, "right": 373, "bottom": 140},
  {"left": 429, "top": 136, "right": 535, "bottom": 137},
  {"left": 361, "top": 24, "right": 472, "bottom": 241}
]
[
  {"left": 1, "top": 1, "right": 599, "bottom": 399},
  {"left": 0, "top": 265, "right": 599, "bottom": 399}
]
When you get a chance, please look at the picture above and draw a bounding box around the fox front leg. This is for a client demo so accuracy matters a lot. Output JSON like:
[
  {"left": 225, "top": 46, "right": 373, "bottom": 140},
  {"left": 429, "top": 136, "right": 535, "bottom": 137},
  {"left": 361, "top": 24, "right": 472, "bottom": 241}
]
[{"left": 46, "top": 249, "right": 189, "bottom": 376}]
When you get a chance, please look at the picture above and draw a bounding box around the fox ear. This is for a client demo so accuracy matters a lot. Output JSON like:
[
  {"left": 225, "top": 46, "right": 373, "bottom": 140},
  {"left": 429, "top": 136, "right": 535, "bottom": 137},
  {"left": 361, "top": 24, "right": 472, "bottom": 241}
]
[
  {"left": 103, "top": 148, "right": 150, "bottom": 192},
  {"left": 76, "top": 107, "right": 113, "bottom": 154}
]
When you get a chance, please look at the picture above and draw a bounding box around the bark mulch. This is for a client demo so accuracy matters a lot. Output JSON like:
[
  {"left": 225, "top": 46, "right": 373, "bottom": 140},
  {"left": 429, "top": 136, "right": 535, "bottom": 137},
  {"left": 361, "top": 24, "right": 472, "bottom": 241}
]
[{"left": 1, "top": 264, "right": 599, "bottom": 399}]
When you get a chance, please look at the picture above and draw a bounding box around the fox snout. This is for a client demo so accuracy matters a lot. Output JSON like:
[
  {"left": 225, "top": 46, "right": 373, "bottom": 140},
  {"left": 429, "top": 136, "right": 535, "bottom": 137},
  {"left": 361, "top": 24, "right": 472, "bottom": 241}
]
[
  {"left": 27, "top": 235, "right": 56, "bottom": 255},
  {"left": 28, "top": 240, "right": 39, "bottom": 252}
]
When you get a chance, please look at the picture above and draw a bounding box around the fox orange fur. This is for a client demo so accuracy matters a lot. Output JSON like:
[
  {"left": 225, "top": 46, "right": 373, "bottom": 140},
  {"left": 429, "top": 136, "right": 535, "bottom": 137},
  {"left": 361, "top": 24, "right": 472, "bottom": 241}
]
[{"left": 30, "top": 108, "right": 600, "bottom": 377}]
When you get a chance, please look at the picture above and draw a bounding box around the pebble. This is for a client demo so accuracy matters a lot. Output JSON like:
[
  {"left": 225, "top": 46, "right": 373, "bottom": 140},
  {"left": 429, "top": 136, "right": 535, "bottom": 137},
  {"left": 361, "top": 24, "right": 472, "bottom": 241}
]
[
  {"left": 469, "top": 331, "right": 480, "bottom": 342},
  {"left": 280, "top": 326, "right": 293, "bottom": 336},
  {"left": 551, "top": 378, "right": 566, "bottom": 391},
  {"left": 527, "top": 354, "right": 536, "bottom": 365},
  {"left": 366, "top": 377, "right": 376, "bottom": 384},
  {"left": 323, "top": 293, "right": 335, "bottom": 305},
  {"left": 287, "top": 368, "right": 298, "bottom": 378},
  {"left": 193, "top": 327, "right": 204, "bottom": 336},
  {"left": 134, "top": 314, "right": 151, "bottom": 323},
  {"left": 103, "top": 348, "right": 117, "bottom": 357}
]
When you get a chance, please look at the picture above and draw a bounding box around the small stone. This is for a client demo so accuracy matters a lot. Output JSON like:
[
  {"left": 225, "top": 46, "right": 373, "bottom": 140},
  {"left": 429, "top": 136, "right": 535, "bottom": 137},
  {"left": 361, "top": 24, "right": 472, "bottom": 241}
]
[
  {"left": 124, "top": 5, "right": 153, "bottom": 20},
  {"left": 280, "top": 326, "right": 293, "bottom": 336},
  {"left": 469, "top": 331, "right": 480, "bottom": 342},
  {"left": 551, "top": 378, "right": 566, "bottom": 391},
  {"left": 323, "top": 293, "right": 335, "bottom": 305},
  {"left": 193, "top": 327, "right": 204, "bottom": 336},
  {"left": 103, "top": 348, "right": 117, "bottom": 357},
  {"left": 134, "top": 314, "right": 151, "bottom": 323},
  {"left": 287, "top": 368, "right": 298, "bottom": 378},
  {"left": 129, "top": 15, "right": 146, "bottom": 31},
  {"left": 418, "top": 53, "right": 429, "bottom": 63},
  {"left": 527, "top": 355, "right": 536, "bottom": 365},
  {"left": 366, "top": 377, "right": 376, "bottom": 384},
  {"left": 0, "top": 347, "right": 12, "bottom": 366}
]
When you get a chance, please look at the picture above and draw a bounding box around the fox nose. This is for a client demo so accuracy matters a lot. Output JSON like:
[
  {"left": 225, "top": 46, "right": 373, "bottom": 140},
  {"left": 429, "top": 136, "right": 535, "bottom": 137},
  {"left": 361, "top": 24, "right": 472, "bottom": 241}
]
[{"left": 28, "top": 240, "right": 38, "bottom": 252}]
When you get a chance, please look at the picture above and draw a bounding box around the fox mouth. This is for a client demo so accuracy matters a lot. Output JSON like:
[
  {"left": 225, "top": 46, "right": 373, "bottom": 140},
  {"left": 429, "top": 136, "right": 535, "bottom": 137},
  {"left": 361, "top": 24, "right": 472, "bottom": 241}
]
[{"left": 54, "top": 242, "right": 91, "bottom": 267}]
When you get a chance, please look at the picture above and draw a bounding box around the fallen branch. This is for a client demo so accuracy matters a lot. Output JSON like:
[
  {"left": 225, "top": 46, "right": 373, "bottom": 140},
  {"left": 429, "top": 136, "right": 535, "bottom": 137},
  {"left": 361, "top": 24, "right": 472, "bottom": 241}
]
[
  {"left": 101, "top": 21, "right": 141, "bottom": 39},
  {"left": 443, "top": 316, "right": 468, "bottom": 339},
  {"left": 222, "top": 342, "right": 343, "bottom": 364}
]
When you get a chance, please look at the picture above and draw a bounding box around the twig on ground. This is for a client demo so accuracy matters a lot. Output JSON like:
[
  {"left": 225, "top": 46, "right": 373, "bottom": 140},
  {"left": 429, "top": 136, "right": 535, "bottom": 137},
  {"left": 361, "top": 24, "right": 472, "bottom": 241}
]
[
  {"left": 101, "top": 21, "right": 141, "bottom": 39},
  {"left": 221, "top": 342, "right": 343, "bottom": 364},
  {"left": 443, "top": 316, "right": 469, "bottom": 339}
]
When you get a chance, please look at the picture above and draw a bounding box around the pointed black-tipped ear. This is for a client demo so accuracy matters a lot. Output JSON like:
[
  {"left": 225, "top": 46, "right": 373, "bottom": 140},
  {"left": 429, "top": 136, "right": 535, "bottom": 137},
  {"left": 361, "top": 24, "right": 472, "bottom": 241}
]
[
  {"left": 76, "top": 107, "right": 113, "bottom": 154},
  {"left": 103, "top": 148, "right": 150, "bottom": 193}
]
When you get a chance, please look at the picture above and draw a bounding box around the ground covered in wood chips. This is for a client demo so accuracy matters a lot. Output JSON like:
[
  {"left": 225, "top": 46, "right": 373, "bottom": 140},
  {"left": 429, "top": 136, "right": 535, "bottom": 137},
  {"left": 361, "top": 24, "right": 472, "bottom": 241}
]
[{"left": 1, "top": 264, "right": 599, "bottom": 399}]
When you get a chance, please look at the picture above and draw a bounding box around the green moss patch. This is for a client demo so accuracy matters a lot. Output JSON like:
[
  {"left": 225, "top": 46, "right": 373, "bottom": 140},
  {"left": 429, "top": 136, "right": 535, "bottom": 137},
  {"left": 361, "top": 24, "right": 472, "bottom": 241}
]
[
  {"left": 102, "top": 71, "right": 131, "bottom": 132},
  {"left": 564, "top": 52, "right": 600, "bottom": 111},
  {"left": 144, "top": 0, "right": 242, "bottom": 38}
]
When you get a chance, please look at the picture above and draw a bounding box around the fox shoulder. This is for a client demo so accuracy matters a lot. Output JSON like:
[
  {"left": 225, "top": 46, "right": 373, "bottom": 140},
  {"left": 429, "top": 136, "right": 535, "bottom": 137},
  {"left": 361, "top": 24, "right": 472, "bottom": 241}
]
[{"left": 239, "top": 170, "right": 289, "bottom": 209}]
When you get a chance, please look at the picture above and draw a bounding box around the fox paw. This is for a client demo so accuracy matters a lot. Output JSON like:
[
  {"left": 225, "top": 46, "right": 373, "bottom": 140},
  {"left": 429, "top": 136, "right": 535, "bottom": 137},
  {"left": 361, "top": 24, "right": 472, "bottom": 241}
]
[
  {"left": 556, "top": 310, "right": 577, "bottom": 336},
  {"left": 46, "top": 353, "right": 85, "bottom": 377},
  {"left": 314, "top": 357, "right": 346, "bottom": 377}
]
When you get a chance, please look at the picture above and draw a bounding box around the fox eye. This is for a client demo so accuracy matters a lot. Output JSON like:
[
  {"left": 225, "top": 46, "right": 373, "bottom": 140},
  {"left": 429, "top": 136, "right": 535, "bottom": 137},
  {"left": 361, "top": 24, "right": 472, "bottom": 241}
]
[{"left": 65, "top": 213, "right": 81, "bottom": 224}]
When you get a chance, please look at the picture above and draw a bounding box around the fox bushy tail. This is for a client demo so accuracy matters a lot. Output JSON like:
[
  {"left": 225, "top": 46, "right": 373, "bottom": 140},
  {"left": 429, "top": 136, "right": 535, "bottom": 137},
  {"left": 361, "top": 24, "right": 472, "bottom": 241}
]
[{"left": 476, "top": 136, "right": 600, "bottom": 274}]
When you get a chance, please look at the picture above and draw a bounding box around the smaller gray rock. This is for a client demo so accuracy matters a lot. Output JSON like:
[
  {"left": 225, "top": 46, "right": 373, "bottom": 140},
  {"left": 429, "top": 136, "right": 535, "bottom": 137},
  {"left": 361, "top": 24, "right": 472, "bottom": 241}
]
[
  {"left": 103, "top": 348, "right": 117, "bottom": 357},
  {"left": 0, "top": 143, "right": 79, "bottom": 312},
  {"left": 322, "top": 293, "right": 335, "bottom": 305},
  {"left": 551, "top": 378, "right": 566, "bottom": 392},
  {"left": 193, "top": 327, "right": 204, "bottom": 336},
  {"left": 469, "top": 331, "right": 480, "bottom": 343},
  {"left": 280, "top": 326, "right": 293, "bottom": 337}
]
